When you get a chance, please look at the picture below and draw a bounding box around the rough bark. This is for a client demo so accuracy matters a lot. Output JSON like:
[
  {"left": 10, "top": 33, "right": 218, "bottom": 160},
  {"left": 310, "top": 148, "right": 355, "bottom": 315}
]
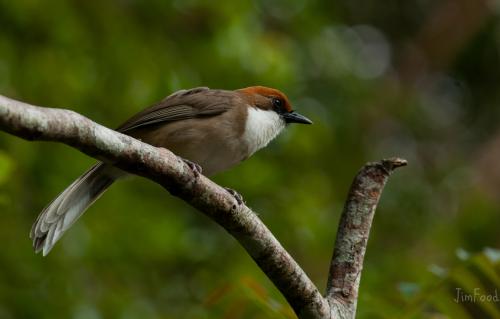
[
  {"left": 0, "top": 94, "right": 406, "bottom": 318},
  {"left": 326, "top": 158, "right": 407, "bottom": 318}
]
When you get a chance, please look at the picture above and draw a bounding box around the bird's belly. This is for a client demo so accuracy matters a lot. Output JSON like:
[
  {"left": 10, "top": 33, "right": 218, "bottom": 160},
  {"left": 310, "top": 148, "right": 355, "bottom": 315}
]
[
  {"left": 133, "top": 123, "right": 248, "bottom": 176},
  {"left": 129, "top": 107, "right": 251, "bottom": 176},
  {"left": 173, "top": 139, "right": 246, "bottom": 176}
]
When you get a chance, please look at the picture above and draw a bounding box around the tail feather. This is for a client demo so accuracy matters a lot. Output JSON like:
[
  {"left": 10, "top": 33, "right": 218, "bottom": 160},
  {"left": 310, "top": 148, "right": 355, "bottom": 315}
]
[{"left": 31, "top": 163, "right": 119, "bottom": 256}]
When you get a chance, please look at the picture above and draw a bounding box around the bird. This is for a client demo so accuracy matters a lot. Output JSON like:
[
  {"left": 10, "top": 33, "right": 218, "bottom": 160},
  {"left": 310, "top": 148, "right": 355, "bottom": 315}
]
[{"left": 30, "top": 86, "right": 312, "bottom": 256}]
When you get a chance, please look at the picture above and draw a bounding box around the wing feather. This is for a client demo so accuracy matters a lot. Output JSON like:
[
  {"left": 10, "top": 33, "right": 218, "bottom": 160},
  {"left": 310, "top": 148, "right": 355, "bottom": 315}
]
[{"left": 117, "top": 87, "right": 233, "bottom": 132}]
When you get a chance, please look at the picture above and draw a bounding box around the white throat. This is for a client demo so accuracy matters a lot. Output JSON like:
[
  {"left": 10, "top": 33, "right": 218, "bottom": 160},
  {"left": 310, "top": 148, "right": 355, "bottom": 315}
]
[{"left": 243, "top": 107, "right": 286, "bottom": 156}]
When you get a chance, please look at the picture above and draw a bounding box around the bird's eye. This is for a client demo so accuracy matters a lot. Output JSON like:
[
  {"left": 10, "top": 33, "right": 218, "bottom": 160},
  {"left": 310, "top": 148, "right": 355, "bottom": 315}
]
[{"left": 272, "top": 98, "right": 283, "bottom": 112}]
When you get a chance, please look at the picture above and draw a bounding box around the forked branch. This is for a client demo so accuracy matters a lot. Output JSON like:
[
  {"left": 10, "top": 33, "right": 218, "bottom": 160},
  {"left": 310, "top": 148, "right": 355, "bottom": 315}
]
[{"left": 0, "top": 94, "right": 406, "bottom": 318}]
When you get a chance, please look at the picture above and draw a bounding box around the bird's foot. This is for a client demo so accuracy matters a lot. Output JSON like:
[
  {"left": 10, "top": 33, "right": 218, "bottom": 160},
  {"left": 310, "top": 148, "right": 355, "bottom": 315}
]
[
  {"left": 182, "top": 158, "right": 202, "bottom": 178},
  {"left": 225, "top": 187, "right": 244, "bottom": 205}
]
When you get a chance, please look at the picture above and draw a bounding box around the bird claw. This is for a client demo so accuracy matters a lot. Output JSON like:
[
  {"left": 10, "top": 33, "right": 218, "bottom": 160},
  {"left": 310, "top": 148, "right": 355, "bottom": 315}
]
[
  {"left": 225, "top": 187, "right": 244, "bottom": 205},
  {"left": 182, "top": 158, "right": 202, "bottom": 177}
]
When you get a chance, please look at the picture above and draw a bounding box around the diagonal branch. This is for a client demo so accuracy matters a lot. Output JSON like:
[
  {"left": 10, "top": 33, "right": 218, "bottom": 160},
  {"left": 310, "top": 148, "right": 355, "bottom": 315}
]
[
  {"left": 0, "top": 94, "right": 406, "bottom": 318},
  {"left": 0, "top": 94, "right": 329, "bottom": 317}
]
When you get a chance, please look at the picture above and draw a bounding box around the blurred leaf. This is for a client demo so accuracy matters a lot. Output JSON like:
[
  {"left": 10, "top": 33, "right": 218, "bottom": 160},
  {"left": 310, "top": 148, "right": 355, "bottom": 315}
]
[{"left": 401, "top": 251, "right": 500, "bottom": 319}]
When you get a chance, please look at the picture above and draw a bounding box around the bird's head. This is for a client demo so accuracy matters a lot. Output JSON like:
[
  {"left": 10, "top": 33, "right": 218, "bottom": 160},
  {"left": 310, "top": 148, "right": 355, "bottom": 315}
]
[{"left": 237, "top": 86, "right": 313, "bottom": 125}]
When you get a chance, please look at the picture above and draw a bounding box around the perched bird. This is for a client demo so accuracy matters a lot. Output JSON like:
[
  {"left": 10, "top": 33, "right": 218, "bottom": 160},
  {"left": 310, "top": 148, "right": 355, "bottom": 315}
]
[{"left": 31, "top": 86, "right": 312, "bottom": 255}]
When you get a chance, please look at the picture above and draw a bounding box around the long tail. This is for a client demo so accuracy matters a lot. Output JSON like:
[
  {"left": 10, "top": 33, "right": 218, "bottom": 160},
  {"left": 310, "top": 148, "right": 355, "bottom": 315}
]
[{"left": 30, "top": 163, "right": 122, "bottom": 256}]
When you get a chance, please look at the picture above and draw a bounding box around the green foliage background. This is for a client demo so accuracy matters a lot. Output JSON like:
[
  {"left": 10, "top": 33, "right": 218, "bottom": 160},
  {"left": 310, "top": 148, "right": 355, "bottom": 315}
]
[{"left": 0, "top": 0, "right": 499, "bottom": 318}]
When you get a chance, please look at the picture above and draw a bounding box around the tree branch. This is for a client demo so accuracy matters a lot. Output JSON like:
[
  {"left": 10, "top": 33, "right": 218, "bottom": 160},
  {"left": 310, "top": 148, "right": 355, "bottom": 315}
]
[
  {"left": 0, "top": 94, "right": 406, "bottom": 318},
  {"left": 327, "top": 158, "right": 407, "bottom": 318}
]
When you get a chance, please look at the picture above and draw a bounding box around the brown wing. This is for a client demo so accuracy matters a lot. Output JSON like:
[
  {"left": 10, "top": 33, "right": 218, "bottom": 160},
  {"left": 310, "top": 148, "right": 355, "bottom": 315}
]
[{"left": 116, "top": 87, "right": 233, "bottom": 133}]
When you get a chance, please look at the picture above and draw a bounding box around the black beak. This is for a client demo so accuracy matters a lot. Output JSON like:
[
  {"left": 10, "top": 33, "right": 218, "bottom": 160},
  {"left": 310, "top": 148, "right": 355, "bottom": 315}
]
[{"left": 282, "top": 111, "right": 313, "bottom": 124}]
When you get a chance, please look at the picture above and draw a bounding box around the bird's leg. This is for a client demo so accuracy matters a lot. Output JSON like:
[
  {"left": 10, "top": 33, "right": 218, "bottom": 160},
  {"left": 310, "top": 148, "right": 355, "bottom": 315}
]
[
  {"left": 181, "top": 158, "right": 202, "bottom": 178},
  {"left": 224, "top": 187, "right": 244, "bottom": 205}
]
